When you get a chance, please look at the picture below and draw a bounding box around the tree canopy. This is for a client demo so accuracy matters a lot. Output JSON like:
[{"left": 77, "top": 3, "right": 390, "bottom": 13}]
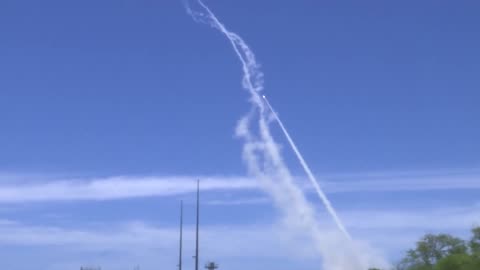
[{"left": 370, "top": 227, "right": 480, "bottom": 270}]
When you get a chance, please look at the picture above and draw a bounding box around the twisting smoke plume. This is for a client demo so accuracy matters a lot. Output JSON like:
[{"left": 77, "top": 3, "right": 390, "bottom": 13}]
[
  {"left": 262, "top": 95, "right": 351, "bottom": 239},
  {"left": 185, "top": 1, "right": 387, "bottom": 269}
]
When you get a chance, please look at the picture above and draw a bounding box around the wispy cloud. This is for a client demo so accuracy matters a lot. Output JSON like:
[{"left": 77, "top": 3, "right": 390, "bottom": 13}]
[
  {"left": 0, "top": 220, "right": 307, "bottom": 258},
  {"left": 0, "top": 176, "right": 257, "bottom": 203},
  {"left": 206, "top": 197, "right": 269, "bottom": 205},
  {"left": 321, "top": 173, "right": 480, "bottom": 193},
  {"left": 0, "top": 220, "right": 370, "bottom": 269},
  {"left": 1, "top": 203, "right": 477, "bottom": 269},
  {"left": 0, "top": 169, "right": 478, "bottom": 203},
  {"left": 342, "top": 205, "right": 480, "bottom": 230},
  {"left": 1, "top": 205, "right": 478, "bottom": 248},
  {"left": 3, "top": 205, "right": 477, "bottom": 248}
]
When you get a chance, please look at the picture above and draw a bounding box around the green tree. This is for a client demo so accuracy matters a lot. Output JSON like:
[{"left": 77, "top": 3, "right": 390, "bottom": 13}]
[
  {"left": 470, "top": 227, "right": 480, "bottom": 255},
  {"left": 396, "top": 227, "right": 480, "bottom": 270},
  {"left": 434, "top": 253, "right": 475, "bottom": 270},
  {"left": 398, "top": 233, "right": 467, "bottom": 269}
]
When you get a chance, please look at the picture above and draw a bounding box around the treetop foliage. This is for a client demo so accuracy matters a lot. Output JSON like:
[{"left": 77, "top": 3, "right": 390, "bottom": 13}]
[{"left": 370, "top": 226, "right": 480, "bottom": 270}]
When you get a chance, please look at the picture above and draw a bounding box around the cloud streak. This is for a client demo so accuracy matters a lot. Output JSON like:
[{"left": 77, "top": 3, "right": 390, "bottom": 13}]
[
  {"left": 0, "top": 176, "right": 256, "bottom": 203},
  {"left": 1, "top": 205, "right": 478, "bottom": 247},
  {"left": 0, "top": 220, "right": 314, "bottom": 258},
  {"left": 0, "top": 203, "right": 477, "bottom": 268},
  {"left": 0, "top": 170, "right": 478, "bottom": 203}
]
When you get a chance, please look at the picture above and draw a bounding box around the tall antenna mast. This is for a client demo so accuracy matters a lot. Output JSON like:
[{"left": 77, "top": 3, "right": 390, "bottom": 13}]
[
  {"left": 194, "top": 179, "right": 200, "bottom": 270},
  {"left": 178, "top": 200, "right": 183, "bottom": 270}
]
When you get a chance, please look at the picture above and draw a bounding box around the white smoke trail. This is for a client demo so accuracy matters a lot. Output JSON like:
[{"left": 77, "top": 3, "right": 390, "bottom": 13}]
[
  {"left": 185, "top": 0, "right": 348, "bottom": 236},
  {"left": 185, "top": 1, "right": 386, "bottom": 269},
  {"left": 263, "top": 95, "right": 351, "bottom": 239}
]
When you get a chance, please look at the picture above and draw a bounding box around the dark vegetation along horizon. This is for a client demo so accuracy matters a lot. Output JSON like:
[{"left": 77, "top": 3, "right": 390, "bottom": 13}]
[{"left": 369, "top": 226, "right": 480, "bottom": 270}]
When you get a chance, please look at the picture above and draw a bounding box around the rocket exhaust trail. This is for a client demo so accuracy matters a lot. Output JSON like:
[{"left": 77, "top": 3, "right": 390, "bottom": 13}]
[
  {"left": 185, "top": 0, "right": 352, "bottom": 243},
  {"left": 184, "top": 2, "right": 387, "bottom": 269},
  {"left": 263, "top": 95, "right": 351, "bottom": 239}
]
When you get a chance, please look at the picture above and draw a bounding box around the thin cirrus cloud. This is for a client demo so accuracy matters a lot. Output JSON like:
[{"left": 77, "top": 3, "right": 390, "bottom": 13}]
[
  {"left": 0, "top": 169, "right": 478, "bottom": 203},
  {"left": 0, "top": 176, "right": 257, "bottom": 203},
  {"left": 0, "top": 204, "right": 478, "bottom": 254},
  {"left": 0, "top": 219, "right": 308, "bottom": 259}
]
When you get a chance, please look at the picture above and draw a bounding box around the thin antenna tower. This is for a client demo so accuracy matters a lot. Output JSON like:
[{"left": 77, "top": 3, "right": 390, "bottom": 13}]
[
  {"left": 194, "top": 179, "right": 200, "bottom": 270},
  {"left": 178, "top": 200, "right": 183, "bottom": 270}
]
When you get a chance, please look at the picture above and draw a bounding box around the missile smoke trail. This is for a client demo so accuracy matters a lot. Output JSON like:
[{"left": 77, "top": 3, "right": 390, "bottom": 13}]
[
  {"left": 262, "top": 95, "right": 351, "bottom": 239},
  {"left": 186, "top": 0, "right": 348, "bottom": 237},
  {"left": 184, "top": 1, "right": 388, "bottom": 269}
]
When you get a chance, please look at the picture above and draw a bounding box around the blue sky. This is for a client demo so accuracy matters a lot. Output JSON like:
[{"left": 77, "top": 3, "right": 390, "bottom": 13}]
[{"left": 0, "top": 0, "right": 479, "bottom": 269}]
